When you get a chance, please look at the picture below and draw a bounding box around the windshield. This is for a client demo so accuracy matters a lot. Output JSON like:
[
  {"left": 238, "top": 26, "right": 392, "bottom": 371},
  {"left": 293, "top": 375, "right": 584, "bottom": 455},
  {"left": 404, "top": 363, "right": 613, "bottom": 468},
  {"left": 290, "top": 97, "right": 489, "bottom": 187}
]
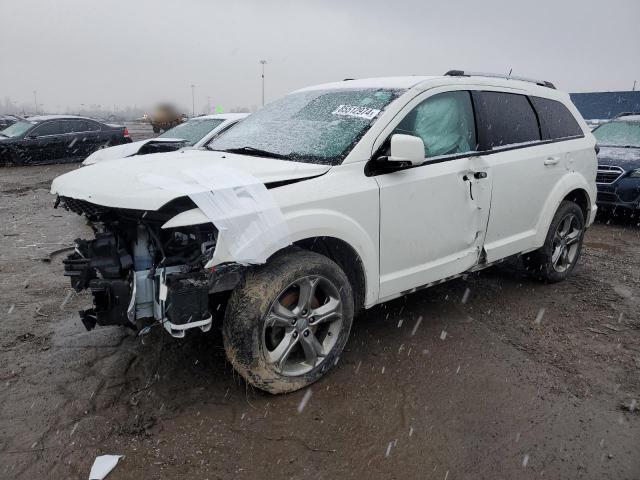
[
  {"left": 158, "top": 118, "right": 225, "bottom": 145},
  {"left": 0, "top": 120, "right": 36, "bottom": 138},
  {"left": 207, "top": 88, "right": 403, "bottom": 165},
  {"left": 593, "top": 121, "right": 640, "bottom": 147}
]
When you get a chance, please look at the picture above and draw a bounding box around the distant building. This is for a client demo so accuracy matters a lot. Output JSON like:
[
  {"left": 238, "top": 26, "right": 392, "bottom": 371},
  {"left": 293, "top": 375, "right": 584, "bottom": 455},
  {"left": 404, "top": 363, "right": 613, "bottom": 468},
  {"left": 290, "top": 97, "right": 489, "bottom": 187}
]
[{"left": 570, "top": 91, "right": 640, "bottom": 120}]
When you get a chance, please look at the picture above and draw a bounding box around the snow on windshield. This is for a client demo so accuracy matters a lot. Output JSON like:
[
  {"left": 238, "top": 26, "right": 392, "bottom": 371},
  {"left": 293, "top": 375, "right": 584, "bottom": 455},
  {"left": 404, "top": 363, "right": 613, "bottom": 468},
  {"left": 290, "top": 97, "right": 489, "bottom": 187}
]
[
  {"left": 1, "top": 120, "right": 36, "bottom": 138},
  {"left": 207, "top": 88, "right": 403, "bottom": 165},
  {"left": 593, "top": 121, "right": 640, "bottom": 147}
]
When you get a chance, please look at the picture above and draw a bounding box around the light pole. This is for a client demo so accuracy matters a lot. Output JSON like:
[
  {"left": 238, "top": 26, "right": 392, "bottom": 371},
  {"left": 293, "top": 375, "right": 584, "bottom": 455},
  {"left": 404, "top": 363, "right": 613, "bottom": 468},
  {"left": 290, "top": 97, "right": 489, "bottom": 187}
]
[
  {"left": 260, "top": 60, "right": 267, "bottom": 107},
  {"left": 207, "top": 96, "right": 211, "bottom": 113},
  {"left": 190, "top": 84, "right": 196, "bottom": 117},
  {"left": 33, "top": 91, "right": 38, "bottom": 115}
]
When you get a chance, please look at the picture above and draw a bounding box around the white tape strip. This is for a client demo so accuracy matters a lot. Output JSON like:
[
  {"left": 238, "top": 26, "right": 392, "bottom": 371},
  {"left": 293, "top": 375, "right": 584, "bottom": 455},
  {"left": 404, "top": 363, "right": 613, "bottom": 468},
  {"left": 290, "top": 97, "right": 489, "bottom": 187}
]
[{"left": 139, "top": 166, "right": 290, "bottom": 265}]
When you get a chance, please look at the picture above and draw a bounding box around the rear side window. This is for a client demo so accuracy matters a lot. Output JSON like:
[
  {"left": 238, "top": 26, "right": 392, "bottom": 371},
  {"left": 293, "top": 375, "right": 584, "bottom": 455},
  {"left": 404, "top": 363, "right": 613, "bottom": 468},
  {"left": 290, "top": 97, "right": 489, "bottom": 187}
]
[
  {"left": 529, "top": 97, "right": 583, "bottom": 140},
  {"left": 72, "top": 120, "right": 100, "bottom": 132},
  {"left": 473, "top": 91, "right": 540, "bottom": 149},
  {"left": 68, "top": 120, "right": 86, "bottom": 132}
]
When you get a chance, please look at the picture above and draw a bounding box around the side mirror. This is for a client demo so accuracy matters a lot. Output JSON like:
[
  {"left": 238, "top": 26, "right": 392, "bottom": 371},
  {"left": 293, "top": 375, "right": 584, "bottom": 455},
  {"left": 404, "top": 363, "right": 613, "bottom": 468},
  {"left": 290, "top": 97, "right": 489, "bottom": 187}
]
[
  {"left": 388, "top": 134, "right": 425, "bottom": 166},
  {"left": 25, "top": 134, "right": 38, "bottom": 140}
]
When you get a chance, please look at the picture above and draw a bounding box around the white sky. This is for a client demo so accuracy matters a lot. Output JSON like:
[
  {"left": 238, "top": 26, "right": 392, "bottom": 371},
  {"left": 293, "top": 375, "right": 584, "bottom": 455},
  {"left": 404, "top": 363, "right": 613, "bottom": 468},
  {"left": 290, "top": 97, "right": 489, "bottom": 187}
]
[{"left": 1, "top": 0, "right": 638, "bottom": 113}]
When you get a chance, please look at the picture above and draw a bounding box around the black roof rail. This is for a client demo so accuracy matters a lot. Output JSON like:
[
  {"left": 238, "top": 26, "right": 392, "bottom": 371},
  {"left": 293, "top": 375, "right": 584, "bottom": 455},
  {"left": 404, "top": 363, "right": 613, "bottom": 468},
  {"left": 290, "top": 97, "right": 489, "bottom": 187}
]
[
  {"left": 444, "top": 70, "right": 556, "bottom": 89},
  {"left": 612, "top": 111, "right": 640, "bottom": 119}
]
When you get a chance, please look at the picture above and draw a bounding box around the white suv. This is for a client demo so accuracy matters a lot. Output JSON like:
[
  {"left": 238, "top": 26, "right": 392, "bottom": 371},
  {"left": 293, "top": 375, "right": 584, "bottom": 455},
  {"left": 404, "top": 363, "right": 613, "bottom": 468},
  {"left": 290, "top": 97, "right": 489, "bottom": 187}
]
[{"left": 51, "top": 72, "right": 597, "bottom": 393}]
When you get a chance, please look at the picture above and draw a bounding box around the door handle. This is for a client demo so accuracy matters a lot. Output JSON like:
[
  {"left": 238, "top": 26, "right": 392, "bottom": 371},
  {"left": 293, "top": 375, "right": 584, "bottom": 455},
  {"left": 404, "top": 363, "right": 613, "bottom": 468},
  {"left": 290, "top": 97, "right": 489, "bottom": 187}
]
[
  {"left": 462, "top": 171, "right": 487, "bottom": 201},
  {"left": 463, "top": 171, "right": 487, "bottom": 181},
  {"left": 544, "top": 156, "right": 560, "bottom": 166}
]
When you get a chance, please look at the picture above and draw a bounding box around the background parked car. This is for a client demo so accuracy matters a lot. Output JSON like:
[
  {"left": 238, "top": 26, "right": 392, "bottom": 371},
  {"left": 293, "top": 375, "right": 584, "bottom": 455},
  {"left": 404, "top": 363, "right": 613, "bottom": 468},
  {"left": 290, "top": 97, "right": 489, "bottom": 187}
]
[
  {"left": 0, "top": 114, "right": 23, "bottom": 130},
  {"left": 0, "top": 115, "right": 131, "bottom": 166},
  {"left": 82, "top": 113, "right": 248, "bottom": 165},
  {"left": 593, "top": 113, "right": 640, "bottom": 213}
]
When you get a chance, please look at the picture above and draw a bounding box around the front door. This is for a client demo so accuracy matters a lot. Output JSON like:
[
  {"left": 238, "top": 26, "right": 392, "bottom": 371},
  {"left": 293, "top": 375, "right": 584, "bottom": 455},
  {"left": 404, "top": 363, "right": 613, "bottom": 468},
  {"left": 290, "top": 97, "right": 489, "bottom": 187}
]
[
  {"left": 69, "top": 119, "right": 103, "bottom": 160},
  {"left": 27, "top": 120, "right": 68, "bottom": 164},
  {"left": 373, "top": 90, "right": 492, "bottom": 300}
]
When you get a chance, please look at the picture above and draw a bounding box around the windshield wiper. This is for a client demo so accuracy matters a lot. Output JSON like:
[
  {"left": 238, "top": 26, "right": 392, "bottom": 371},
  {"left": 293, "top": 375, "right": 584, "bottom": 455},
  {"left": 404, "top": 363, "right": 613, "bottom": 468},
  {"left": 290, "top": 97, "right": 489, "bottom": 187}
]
[{"left": 217, "top": 146, "right": 290, "bottom": 159}]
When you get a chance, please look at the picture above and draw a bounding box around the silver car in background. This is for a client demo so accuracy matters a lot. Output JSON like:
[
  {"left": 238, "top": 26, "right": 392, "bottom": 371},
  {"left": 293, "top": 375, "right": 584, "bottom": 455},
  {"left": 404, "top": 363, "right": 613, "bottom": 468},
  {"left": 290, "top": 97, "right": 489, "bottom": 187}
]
[{"left": 82, "top": 113, "right": 248, "bottom": 165}]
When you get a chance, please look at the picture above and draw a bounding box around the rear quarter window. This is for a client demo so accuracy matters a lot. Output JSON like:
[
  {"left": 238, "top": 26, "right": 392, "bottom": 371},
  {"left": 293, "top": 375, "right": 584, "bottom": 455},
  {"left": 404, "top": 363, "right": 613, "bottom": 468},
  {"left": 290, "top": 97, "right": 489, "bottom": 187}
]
[
  {"left": 529, "top": 97, "right": 583, "bottom": 140},
  {"left": 473, "top": 91, "right": 540, "bottom": 149}
]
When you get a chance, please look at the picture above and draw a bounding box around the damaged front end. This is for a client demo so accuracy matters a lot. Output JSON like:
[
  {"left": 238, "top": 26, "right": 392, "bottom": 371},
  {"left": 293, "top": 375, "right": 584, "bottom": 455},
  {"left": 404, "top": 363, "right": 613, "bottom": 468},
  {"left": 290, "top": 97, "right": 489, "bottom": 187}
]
[{"left": 58, "top": 195, "right": 240, "bottom": 338}]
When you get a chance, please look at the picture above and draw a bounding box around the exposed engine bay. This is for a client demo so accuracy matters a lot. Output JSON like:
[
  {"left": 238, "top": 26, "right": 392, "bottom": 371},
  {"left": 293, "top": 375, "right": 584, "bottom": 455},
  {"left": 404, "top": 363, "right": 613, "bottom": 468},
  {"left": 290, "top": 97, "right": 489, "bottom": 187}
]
[{"left": 57, "top": 195, "right": 242, "bottom": 337}]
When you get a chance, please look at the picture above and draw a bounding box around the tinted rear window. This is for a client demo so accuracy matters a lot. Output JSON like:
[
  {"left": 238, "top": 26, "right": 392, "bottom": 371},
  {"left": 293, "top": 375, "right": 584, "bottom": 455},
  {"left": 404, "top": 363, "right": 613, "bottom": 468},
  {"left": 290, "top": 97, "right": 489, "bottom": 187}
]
[
  {"left": 75, "top": 120, "right": 100, "bottom": 132},
  {"left": 529, "top": 97, "right": 583, "bottom": 140},
  {"left": 473, "top": 91, "right": 540, "bottom": 149}
]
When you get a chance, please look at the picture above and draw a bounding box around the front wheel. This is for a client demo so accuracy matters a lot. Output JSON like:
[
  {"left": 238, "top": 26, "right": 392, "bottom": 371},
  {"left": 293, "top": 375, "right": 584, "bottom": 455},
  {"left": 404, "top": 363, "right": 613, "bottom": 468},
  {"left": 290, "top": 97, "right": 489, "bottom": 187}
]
[
  {"left": 223, "top": 249, "right": 354, "bottom": 394},
  {"left": 522, "top": 201, "right": 585, "bottom": 282}
]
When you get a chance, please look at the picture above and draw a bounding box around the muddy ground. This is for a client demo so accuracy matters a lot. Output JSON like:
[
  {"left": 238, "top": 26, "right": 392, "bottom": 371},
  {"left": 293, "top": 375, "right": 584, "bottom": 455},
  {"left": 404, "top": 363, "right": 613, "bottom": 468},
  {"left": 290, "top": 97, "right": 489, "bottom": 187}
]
[{"left": 1, "top": 147, "right": 639, "bottom": 479}]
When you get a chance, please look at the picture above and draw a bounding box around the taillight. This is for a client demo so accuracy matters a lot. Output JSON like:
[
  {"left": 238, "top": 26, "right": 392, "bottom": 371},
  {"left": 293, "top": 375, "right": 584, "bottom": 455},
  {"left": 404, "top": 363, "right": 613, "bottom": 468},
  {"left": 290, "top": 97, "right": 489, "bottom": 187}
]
[{"left": 123, "top": 127, "right": 130, "bottom": 137}]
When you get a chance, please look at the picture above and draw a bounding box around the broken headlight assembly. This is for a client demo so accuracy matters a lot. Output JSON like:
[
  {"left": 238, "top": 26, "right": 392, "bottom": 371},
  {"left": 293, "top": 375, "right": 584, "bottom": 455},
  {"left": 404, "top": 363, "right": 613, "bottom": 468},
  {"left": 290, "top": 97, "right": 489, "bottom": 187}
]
[{"left": 58, "top": 196, "right": 227, "bottom": 337}]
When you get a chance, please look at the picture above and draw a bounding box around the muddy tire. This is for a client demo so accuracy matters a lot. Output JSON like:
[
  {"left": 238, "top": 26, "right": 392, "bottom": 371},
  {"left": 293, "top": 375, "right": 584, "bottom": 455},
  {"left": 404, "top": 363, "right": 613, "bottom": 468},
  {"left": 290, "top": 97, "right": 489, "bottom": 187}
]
[
  {"left": 223, "top": 249, "right": 354, "bottom": 394},
  {"left": 522, "top": 201, "right": 585, "bottom": 282}
]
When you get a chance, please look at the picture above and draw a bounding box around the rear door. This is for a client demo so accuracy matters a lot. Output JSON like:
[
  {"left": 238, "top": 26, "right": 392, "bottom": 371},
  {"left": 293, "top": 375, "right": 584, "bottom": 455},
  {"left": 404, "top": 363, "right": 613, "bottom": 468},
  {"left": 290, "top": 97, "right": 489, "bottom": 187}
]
[
  {"left": 472, "top": 90, "right": 560, "bottom": 261},
  {"left": 373, "top": 89, "right": 492, "bottom": 300},
  {"left": 69, "top": 119, "right": 103, "bottom": 159}
]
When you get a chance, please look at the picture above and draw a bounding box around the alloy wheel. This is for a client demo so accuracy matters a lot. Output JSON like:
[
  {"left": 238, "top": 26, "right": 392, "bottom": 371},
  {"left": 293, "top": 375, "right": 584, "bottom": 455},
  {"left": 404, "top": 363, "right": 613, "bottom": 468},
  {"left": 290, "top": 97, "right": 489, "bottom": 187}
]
[
  {"left": 551, "top": 213, "right": 582, "bottom": 273},
  {"left": 262, "top": 275, "right": 343, "bottom": 376}
]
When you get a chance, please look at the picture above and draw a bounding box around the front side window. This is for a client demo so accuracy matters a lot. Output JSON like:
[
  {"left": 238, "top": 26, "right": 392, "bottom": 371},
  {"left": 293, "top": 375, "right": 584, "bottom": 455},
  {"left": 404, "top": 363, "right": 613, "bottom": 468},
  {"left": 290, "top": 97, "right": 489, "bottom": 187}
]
[
  {"left": 160, "top": 118, "right": 225, "bottom": 145},
  {"left": 393, "top": 91, "right": 477, "bottom": 157},
  {"left": 474, "top": 91, "right": 540, "bottom": 149},
  {"left": 593, "top": 121, "right": 640, "bottom": 148},
  {"left": 530, "top": 97, "right": 583, "bottom": 140},
  {"left": 207, "top": 88, "right": 403, "bottom": 165},
  {"left": 32, "top": 121, "right": 70, "bottom": 136}
]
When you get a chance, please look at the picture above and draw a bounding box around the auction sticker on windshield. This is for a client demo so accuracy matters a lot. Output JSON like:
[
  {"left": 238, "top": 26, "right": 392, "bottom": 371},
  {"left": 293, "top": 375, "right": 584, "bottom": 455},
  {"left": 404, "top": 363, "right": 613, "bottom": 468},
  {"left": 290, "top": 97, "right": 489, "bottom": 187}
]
[{"left": 332, "top": 104, "right": 381, "bottom": 120}]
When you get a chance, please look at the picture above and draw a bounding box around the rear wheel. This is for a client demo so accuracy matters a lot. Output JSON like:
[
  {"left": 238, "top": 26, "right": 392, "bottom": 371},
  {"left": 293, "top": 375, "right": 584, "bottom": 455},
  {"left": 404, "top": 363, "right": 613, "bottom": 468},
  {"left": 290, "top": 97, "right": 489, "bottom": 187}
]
[
  {"left": 522, "top": 201, "right": 585, "bottom": 282},
  {"left": 223, "top": 249, "right": 354, "bottom": 394}
]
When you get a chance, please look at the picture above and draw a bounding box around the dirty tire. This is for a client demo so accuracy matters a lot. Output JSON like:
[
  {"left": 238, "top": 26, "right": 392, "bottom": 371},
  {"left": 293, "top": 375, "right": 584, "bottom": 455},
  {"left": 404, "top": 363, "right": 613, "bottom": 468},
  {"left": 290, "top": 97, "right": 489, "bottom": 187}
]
[
  {"left": 223, "top": 249, "right": 354, "bottom": 394},
  {"left": 522, "top": 201, "right": 585, "bottom": 283}
]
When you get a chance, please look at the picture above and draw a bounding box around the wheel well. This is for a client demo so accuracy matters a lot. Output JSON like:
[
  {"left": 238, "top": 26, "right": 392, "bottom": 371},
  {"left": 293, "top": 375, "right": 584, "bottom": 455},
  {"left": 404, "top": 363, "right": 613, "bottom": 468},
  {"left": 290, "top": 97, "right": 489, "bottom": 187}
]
[
  {"left": 294, "top": 237, "right": 366, "bottom": 314},
  {"left": 563, "top": 189, "right": 590, "bottom": 220}
]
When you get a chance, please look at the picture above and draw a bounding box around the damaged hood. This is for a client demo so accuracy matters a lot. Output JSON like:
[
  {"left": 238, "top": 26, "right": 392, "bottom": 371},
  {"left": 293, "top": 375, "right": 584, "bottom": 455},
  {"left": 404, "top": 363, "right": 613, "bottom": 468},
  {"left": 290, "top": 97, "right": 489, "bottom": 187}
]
[
  {"left": 82, "top": 138, "right": 187, "bottom": 165},
  {"left": 51, "top": 149, "right": 331, "bottom": 211}
]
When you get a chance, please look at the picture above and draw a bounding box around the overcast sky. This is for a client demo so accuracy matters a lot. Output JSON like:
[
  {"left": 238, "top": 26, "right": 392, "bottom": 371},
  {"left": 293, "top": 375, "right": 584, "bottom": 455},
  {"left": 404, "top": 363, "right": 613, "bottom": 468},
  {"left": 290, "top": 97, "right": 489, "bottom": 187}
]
[{"left": 1, "top": 0, "right": 638, "bottom": 113}]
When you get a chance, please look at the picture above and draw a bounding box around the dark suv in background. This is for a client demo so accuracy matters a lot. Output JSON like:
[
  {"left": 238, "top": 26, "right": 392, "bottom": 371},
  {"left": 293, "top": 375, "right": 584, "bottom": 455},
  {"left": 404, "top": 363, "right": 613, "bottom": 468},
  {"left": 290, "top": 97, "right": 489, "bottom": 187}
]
[
  {"left": 0, "top": 115, "right": 131, "bottom": 166},
  {"left": 593, "top": 113, "right": 640, "bottom": 213}
]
